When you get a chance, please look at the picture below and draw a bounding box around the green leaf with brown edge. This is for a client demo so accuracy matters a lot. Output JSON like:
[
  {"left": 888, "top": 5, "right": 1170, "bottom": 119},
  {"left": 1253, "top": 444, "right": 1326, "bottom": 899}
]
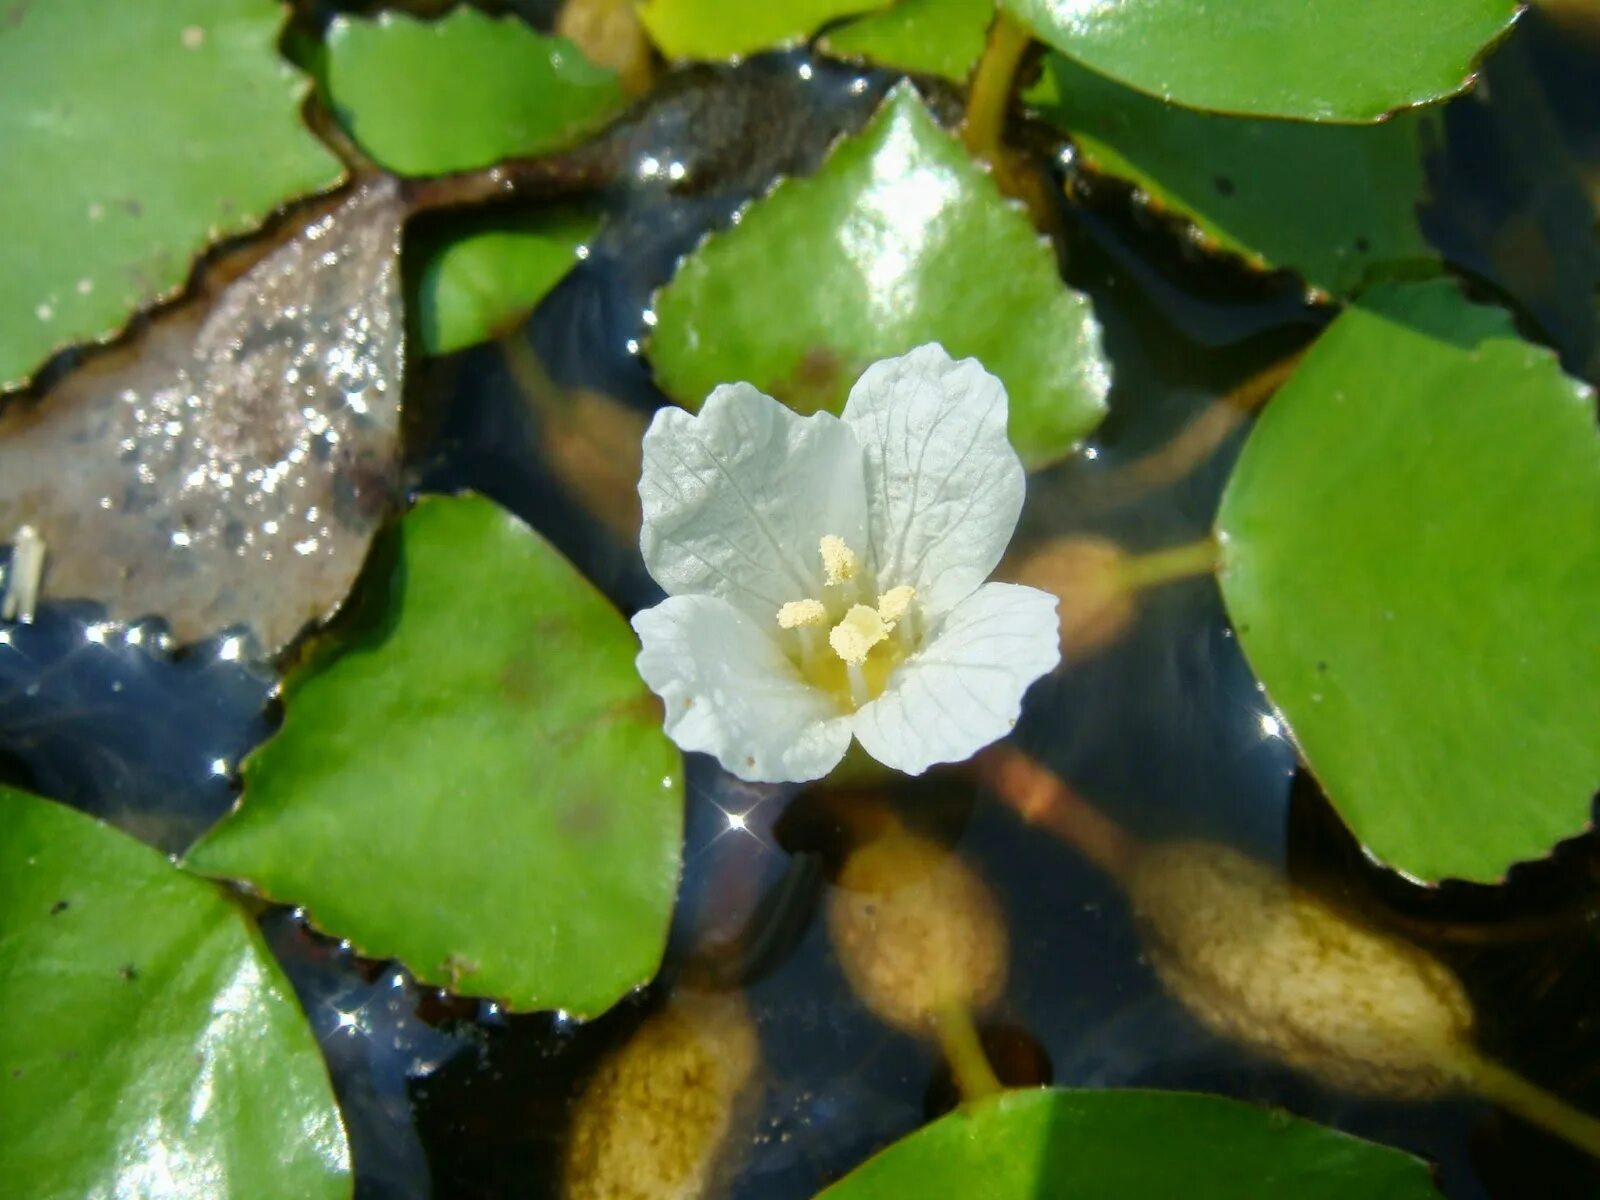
[
  {"left": 648, "top": 82, "right": 1110, "bottom": 469},
  {"left": 0, "top": 0, "right": 342, "bottom": 389},
  {"left": 821, "top": 0, "right": 994, "bottom": 83},
  {"left": 638, "top": 0, "right": 890, "bottom": 60},
  {"left": 1216, "top": 280, "right": 1600, "bottom": 883},
  {"left": 323, "top": 7, "right": 625, "bottom": 175},
  {"left": 0, "top": 785, "right": 350, "bottom": 1200},
  {"left": 412, "top": 210, "right": 600, "bottom": 355},
  {"left": 815, "top": 1088, "right": 1442, "bottom": 1198},
  {"left": 186, "top": 494, "right": 683, "bottom": 1015},
  {"left": 1027, "top": 53, "right": 1440, "bottom": 297},
  {"left": 1001, "top": 0, "right": 1517, "bottom": 122}
]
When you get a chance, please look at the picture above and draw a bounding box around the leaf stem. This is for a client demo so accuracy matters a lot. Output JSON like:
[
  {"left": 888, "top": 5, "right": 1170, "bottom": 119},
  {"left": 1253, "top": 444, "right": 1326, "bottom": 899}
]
[
  {"left": 1088, "top": 346, "right": 1308, "bottom": 509},
  {"left": 934, "top": 999, "right": 1003, "bottom": 1102},
  {"left": 974, "top": 747, "right": 1140, "bottom": 883},
  {"left": 961, "top": 11, "right": 1033, "bottom": 167},
  {"left": 1458, "top": 1049, "right": 1600, "bottom": 1159},
  {"left": 1116, "top": 537, "right": 1220, "bottom": 591}
]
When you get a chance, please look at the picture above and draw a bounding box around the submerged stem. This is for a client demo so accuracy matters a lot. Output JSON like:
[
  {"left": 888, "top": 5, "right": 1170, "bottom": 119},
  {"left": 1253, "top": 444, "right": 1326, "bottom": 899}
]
[
  {"left": 975, "top": 747, "right": 1140, "bottom": 883},
  {"left": 1458, "top": 1049, "right": 1600, "bottom": 1160},
  {"left": 1090, "top": 346, "right": 1309, "bottom": 509},
  {"left": 934, "top": 999, "right": 1003, "bottom": 1103},
  {"left": 1115, "top": 537, "right": 1220, "bottom": 591}
]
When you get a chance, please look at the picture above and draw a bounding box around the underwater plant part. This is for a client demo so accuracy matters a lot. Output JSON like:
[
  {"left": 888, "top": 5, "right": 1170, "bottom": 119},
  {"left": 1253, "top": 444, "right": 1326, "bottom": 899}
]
[
  {"left": 827, "top": 822, "right": 1008, "bottom": 1099},
  {"left": 632, "top": 344, "right": 1060, "bottom": 782},
  {"left": 827, "top": 823, "right": 1008, "bottom": 1033},
  {"left": 0, "top": 178, "right": 405, "bottom": 654},
  {"left": 983, "top": 748, "right": 1600, "bottom": 1158},
  {"left": 563, "top": 991, "right": 761, "bottom": 1200},
  {"left": 1002, "top": 535, "right": 1219, "bottom": 660},
  {"left": 1131, "top": 840, "right": 1474, "bottom": 1100}
]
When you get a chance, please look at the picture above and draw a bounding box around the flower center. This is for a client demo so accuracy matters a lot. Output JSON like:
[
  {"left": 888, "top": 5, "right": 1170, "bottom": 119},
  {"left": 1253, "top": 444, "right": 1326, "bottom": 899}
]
[{"left": 776, "top": 536, "right": 918, "bottom": 711}]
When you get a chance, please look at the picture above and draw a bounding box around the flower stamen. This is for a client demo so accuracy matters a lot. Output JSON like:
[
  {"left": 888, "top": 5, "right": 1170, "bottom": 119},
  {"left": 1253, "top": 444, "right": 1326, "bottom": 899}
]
[
  {"left": 777, "top": 598, "right": 828, "bottom": 629},
  {"left": 829, "top": 604, "right": 889, "bottom": 664},
  {"left": 876, "top": 585, "right": 915, "bottom": 625},
  {"left": 820, "top": 535, "right": 860, "bottom": 587}
]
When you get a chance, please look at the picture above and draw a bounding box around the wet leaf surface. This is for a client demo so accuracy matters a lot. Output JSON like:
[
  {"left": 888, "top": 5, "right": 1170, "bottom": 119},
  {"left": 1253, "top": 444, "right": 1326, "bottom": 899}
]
[
  {"left": 1001, "top": 0, "right": 1518, "bottom": 121},
  {"left": 414, "top": 211, "right": 600, "bottom": 356},
  {"left": 319, "top": 7, "right": 612, "bottom": 356},
  {"left": 1216, "top": 280, "right": 1600, "bottom": 883},
  {"left": 0, "top": 179, "right": 406, "bottom": 655},
  {"left": 0, "top": 785, "right": 350, "bottom": 1200},
  {"left": 1029, "top": 54, "right": 1440, "bottom": 297},
  {"left": 815, "top": 1088, "right": 1441, "bottom": 1197},
  {"left": 821, "top": 0, "right": 993, "bottom": 83},
  {"left": 186, "top": 494, "right": 683, "bottom": 1016},
  {"left": 323, "top": 7, "right": 625, "bottom": 175},
  {"left": 0, "top": 0, "right": 342, "bottom": 388},
  {"left": 638, "top": 0, "right": 890, "bottom": 60},
  {"left": 649, "top": 83, "right": 1110, "bottom": 469}
]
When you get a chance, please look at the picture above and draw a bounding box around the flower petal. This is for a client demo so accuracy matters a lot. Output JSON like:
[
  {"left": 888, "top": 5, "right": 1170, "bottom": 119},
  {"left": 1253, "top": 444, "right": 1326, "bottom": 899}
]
[
  {"left": 633, "top": 593, "right": 854, "bottom": 783},
  {"left": 640, "top": 384, "right": 869, "bottom": 623},
  {"left": 842, "top": 344, "right": 1025, "bottom": 614},
  {"left": 851, "top": 583, "right": 1059, "bottom": 775}
]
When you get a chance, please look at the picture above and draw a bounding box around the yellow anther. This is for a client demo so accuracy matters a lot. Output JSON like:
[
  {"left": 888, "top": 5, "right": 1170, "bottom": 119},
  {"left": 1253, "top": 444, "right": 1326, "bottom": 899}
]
[
  {"left": 777, "top": 598, "right": 828, "bottom": 629},
  {"left": 829, "top": 604, "right": 888, "bottom": 665},
  {"left": 820, "top": 535, "right": 859, "bottom": 586},
  {"left": 876, "top": 585, "right": 916, "bottom": 626}
]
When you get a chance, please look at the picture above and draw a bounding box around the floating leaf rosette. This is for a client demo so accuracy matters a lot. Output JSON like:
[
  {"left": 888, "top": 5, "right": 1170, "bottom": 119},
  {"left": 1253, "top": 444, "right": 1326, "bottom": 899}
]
[
  {"left": 1217, "top": 280, "right": 1600, "bottom": 883},
  {"left": 649, "top": 83, "right": 1110, "bottom": 469},
  {"left": 187, "top": 494, "right": 683, "bottom": 1015},
  {"left": 0, "top": 785, "right": 350, "bottom": 1200}
]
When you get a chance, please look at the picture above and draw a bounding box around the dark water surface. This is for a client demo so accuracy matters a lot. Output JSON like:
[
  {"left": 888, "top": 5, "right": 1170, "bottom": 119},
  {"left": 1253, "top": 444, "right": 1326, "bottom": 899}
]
[{"left": 4, "top": 7, "right": 1600, "bottom": 1198}]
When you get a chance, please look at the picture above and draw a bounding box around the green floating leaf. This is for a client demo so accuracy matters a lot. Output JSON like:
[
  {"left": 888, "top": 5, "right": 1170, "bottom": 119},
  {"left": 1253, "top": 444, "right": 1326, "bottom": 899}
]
[
  {"left": 187, "top": 494, "right": 683, "bottom": 1015},
  {"left": 322, "top": 8, "right": 614, "bottom": 355},
  {"left": 0, "top": 786, "right": 349, "bottom": 1200},
  {"left": 413, "top": 211, "right": 599, "bottom": 355},
  {"left": 649, "top": 83, "right": 1109, "bottom": 469},
  {"left": 1000, "top": 0, "right": 1517, "bottom": 121},
  {"left": 816, "top": 1089, "right": 1441, "bottom": 1198},
  {"left": 1028, "top": 54, "right": 1439, "bottom": 297},
  {"left": 0, "top": 0, "right": 342, "bottom": 389},
  {"left": 821, "top": 0, "right": 994, "bottom": 83},
  {"left": 325, "top": 8, "right": 625, "bottom": 175},
  {"left": 1217, "top": 280, "right": 1600, "bottom": 883},
  {"left": 638, "top": 0, "right": 890, "bottom": 60}
]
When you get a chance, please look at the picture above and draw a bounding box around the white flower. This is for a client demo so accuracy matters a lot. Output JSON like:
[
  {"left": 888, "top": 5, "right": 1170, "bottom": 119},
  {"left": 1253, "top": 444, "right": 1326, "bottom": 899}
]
[{"left": 632, "top": 344, "right": 1060, "bottom": 783}]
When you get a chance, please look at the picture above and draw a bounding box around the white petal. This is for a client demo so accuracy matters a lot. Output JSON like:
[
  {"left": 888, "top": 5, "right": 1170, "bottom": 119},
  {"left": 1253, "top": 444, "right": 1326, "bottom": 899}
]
[
  {"left": 842, "top": 345, "right": 1025, "bottom": 615},
  {"left": 851, "top": 583, "right": 1059, "bottom": 775},
  {"left": 633, "top": 593, "right": 853, "bottom": 783},
  {"left": 639, "top": 384, "right": 869, "bottom": 623}
]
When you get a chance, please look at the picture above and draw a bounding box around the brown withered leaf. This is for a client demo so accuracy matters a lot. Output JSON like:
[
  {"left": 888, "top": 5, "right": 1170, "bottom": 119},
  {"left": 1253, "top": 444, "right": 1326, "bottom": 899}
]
[{"left": 0, "top": 177, "right": 406, "bottom": 655}]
